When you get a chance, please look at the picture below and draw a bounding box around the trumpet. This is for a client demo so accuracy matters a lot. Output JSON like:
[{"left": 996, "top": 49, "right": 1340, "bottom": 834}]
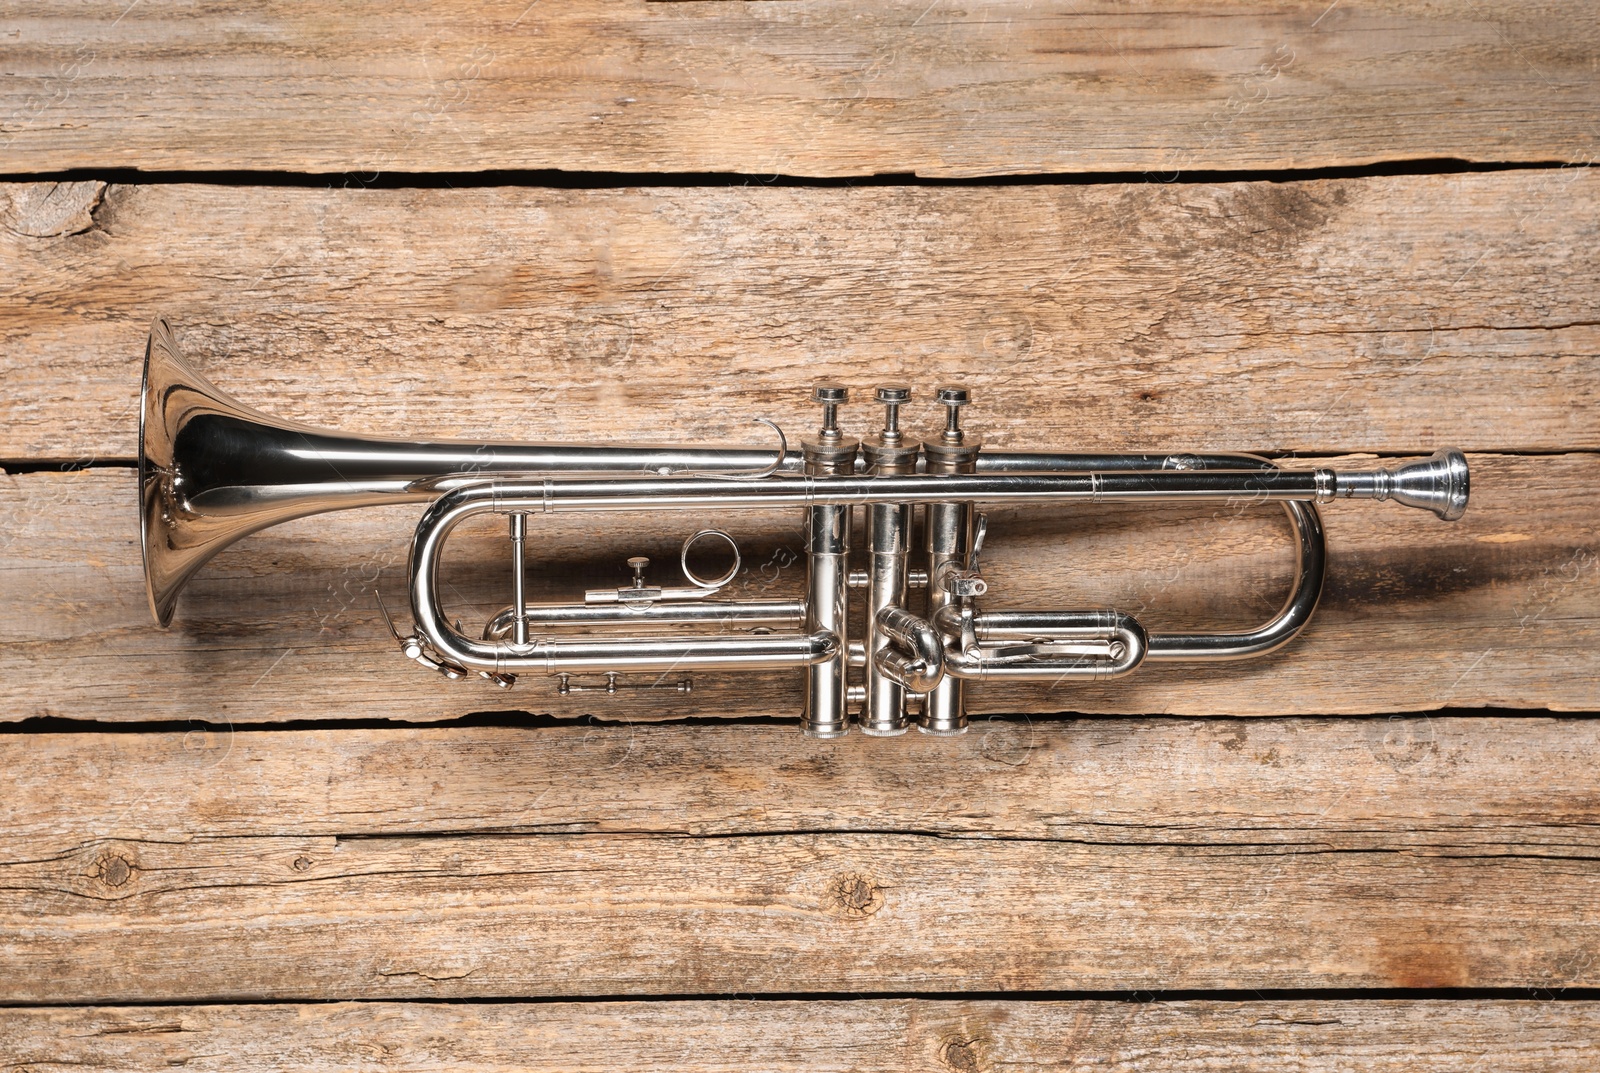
[{"left": 141, "top": 316, "right": 1469, "bottom": 737}]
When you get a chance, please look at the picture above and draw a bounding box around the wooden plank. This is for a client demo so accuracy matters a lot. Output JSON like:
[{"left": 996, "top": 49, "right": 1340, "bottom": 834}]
[
  {"left": 0, "top": 453, "right": 1594, "bottom": 722},
  {"left": 5, "top": 718, "right": 1597, "bottom": 849},
  {"left": 2, "top": 1, "right": 1596, "bottom": 176},
  {"left": 3, "top": 172, "right": 1597, "bottom": 462},
  {"left": 4, "top": 827, "right": 1598, "bottom": 999},
  {"left": 4, "top": 717, "right": 1600, "bottom": 1000},
  {"left": 4, "top": 1000, "right": 1598, "bottom": 1070}
]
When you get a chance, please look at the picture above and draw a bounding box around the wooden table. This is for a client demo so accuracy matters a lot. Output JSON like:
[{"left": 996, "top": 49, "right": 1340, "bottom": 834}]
[{"left": 3, "top": 2, "right": 1598, "bottom": 1066}]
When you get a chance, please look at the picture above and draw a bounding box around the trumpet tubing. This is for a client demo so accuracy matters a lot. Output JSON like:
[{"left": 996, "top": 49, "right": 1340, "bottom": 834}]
[{"left": 141, "top": 317, "right": 1470, "bottom": 736}]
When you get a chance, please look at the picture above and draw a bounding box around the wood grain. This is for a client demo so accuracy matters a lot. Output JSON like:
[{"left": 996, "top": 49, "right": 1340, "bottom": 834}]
[
  {"left": 4, "top": 718, "right": 1598, "bottom": 1001},
  {"left": 4, "top": 717, "right": 1596, "bottom": 849},
  {"left": 4, "top": 1000, "right": 1598, "bottom": 1071},
  {"left": 4, "top": 774, "right": 1598, "bottom": 998},
  {"left": 1, "top": 453, "right": 1594, "bottom": 723},
  {"left": 3, "top": 172, "right": 1598, "bottom": 462},
  {"left": 2, "top": 1, "right": 1596, "bottom": 176},
  {"left": 3, "top": 0, "right": 1596, "bottom": 1045}
]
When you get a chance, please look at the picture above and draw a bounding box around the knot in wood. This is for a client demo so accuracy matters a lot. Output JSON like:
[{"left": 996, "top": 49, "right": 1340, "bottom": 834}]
[
  {"left": 828, "top": 872, "right": 885, "bottom": 918},
  {"left": 0, "top": 180, "right": 105, "bottom": 239},
  {"left": 292, "top": 855, "right": 314, "bottom": 872},
  {"left": 94, "top": 852, "right": 136, "bottom": 889},
  {"left": 941, "top": 1036, "right": 988, "bottom": 1073}
]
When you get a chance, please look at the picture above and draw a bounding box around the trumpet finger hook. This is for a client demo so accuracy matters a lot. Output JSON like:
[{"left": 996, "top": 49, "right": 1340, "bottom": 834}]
[{"left": 967, "top": 513, "right": 988, "bottom": 573}]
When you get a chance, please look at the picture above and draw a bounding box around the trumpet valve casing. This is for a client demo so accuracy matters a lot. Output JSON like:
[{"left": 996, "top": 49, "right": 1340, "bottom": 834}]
[
  {"left": 921, "top": 433, "right": 983, "bottom": 736},
  {"left": 800, "top": 427, "right": 859, "bottom": 739},
  {"left": 860, "top": 429, "right": 921, "bottom": 736}
]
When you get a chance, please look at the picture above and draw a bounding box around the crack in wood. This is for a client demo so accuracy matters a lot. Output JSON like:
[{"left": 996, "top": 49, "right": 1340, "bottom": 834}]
[{"left": 375, "top": 967, "right": 477, "bottom": 983}]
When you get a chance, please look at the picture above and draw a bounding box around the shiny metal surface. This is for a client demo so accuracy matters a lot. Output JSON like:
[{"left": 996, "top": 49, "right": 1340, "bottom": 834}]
[
  {"left": 859, "top": 391, "right": 920, "bottom": 735},
  {"left": 409, "top": 484, "right": 840, "bottom": 677},
  {"left": 410, "top": 468, "right": 1420, "bottom": 512},
  {"left": 936, "top": 608, "right": 1149, "bottom": 681},
  {"left": 799, "top": 402, "right": 856, "bottom": 739},
  {"left": 140, "top": 316, "right": 796, "bottom": 627},
  {"left": 508, "top": 513, "right": 529, "bottom": 646},
  {"left": 862, "top": 496, "right": 913, "bottom": 734},
  {"left": 141, "top": 317, "right": 1471, "bottom": 737},
  {"left": 482, "top": 600, "right": 805, "bottom": 640},
  {"left": 919, "top": 388, "right": 979, "bottom": 734},
  {"left": 1333, "top": 449, "right": 1470, "bottom": 521},
  {"left": 920, "top": 499, "right": 971, "bottom": 733},
  {"left": 801, "top": 544, "right": 850, "bottom": 738},
  {"left": 873, "top": 606, "right": 945, "bottom": 693}
]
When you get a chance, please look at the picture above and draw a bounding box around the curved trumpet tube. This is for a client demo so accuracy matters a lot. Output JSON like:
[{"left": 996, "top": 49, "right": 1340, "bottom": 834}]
[
  {"left": 935, "top": 609, "right": 1150, "bottom": 681},
  {"left": 141, "top": 317, "right": 1470, "bottom": 736},
  {"left": 874, "top": 607, "right": 946, "bottom": 693}
]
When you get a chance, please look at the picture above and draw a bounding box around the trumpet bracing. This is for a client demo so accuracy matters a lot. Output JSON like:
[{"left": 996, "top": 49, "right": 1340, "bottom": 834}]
[{"left": 141, "top": 316, "right": 1469, "bottom": 736}]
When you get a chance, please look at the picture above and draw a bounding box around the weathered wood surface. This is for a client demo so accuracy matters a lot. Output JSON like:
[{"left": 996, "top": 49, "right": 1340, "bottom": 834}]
[
  {"left": 5, "top": 717, "right": 1600, "bottom": 1001},
  {"left": 2, "top": 2, "right": 1595, "bottom": 1055},
  {"left": 6, "top": 718, "right": 1596, "bottom": 848},
  {"left": 2, "top": 1, "right": 1597, "bottom": 176},
  {"left": 4, "top": 1000, "right": 1598, "bottom": 1071},
  {"left": 4, "top": 172, "right": 1598, "bottom": 462},
  {"left": 1, "top": 453, "right": 1594, "bottom": 723}
]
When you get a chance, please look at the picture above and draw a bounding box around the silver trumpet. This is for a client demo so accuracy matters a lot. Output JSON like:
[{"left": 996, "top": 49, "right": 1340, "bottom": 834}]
[{"left": 141, "top": 316, "right": 1469, "bottom": 737}]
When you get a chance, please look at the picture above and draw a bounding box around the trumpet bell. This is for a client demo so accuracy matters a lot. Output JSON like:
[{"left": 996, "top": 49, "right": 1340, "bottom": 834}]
[
  {"left": 139, "top": 316, "right": 804, "bottom": 627},
  {"left": 140, "top": 315, "right": 270, "bottom": 627},
  {"left": 141, "top": 315, "right": 417, "bottom": 627},
  {"left": 140, "top": 315, "right": 452, "bottom": 627}
]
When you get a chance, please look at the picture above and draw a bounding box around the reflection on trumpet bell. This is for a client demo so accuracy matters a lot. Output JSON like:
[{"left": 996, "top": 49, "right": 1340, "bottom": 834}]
[
  {"left": 138, "top": 316, "right": 793, "bottom": 627},
  {"left": 141, "top": 317, "right": 1470, "bottom": 737}
]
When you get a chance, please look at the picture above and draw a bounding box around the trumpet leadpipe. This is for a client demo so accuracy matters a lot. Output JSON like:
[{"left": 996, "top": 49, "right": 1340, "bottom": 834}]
[{"left": 460, "top": 458, "right": 1464, "bottom": 516}]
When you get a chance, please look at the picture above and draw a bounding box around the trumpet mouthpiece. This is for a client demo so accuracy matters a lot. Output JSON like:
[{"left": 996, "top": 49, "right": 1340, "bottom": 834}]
[
  {"left": 1333, "top": 449, "right": 1469, "bottom": 520},
  {"left": 1391, "top": 448, "right": 1470, "bottom": 521}
]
